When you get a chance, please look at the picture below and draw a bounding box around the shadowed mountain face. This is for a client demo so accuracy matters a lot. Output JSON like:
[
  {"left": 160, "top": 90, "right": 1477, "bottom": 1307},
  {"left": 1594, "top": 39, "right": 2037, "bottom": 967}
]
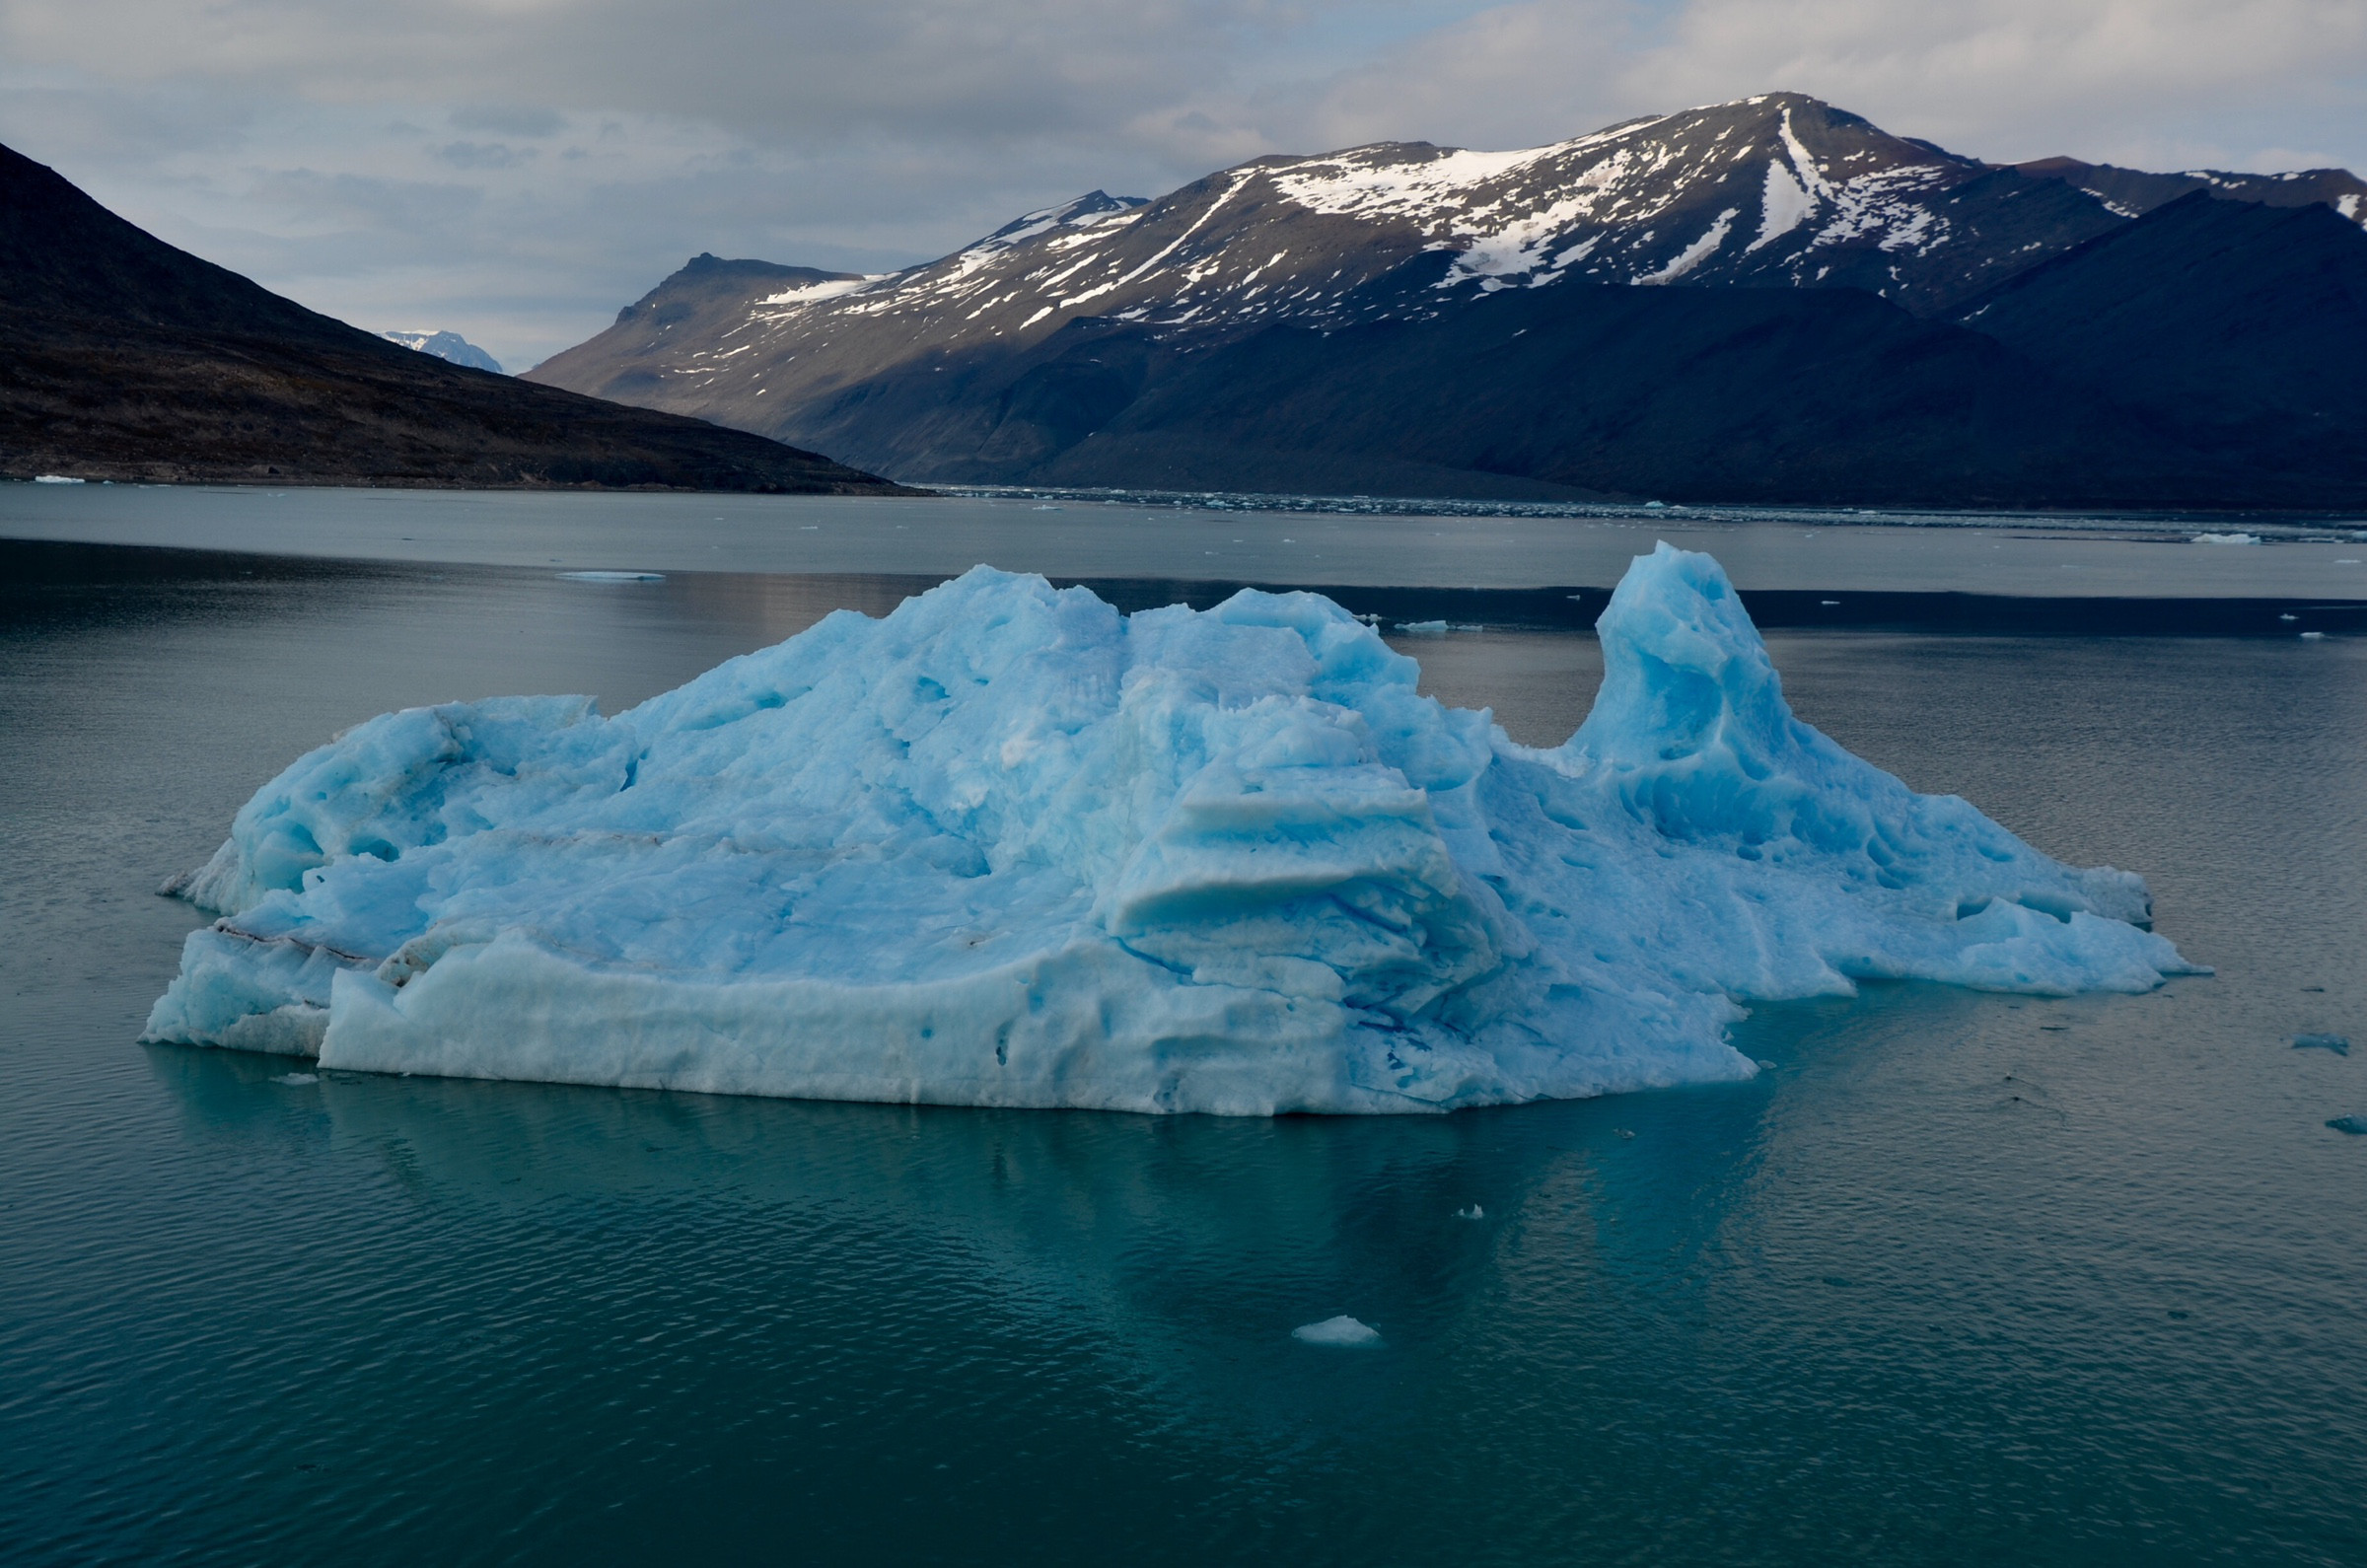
[
  {"left": 751, "top": 278, "right": 2260, "bottom": 508},
  {"left": 0, "top": 144, "right": 910, "bottom": 493},
  {"left": 1953, "top": 193, "right": 2367, "bottom": 488},
  {"left": 525, "top": 93, "right": 2367, "bottom": 507}
]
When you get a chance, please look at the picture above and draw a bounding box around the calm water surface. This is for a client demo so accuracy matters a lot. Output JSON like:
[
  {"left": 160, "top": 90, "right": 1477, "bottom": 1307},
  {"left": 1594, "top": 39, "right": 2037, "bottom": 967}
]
[
  {"left": 1, "top": 520, "right": 2362, "bottom": 1565},
  {"left": 8, "top": 481, "right": 2367, "bottom": 597}
]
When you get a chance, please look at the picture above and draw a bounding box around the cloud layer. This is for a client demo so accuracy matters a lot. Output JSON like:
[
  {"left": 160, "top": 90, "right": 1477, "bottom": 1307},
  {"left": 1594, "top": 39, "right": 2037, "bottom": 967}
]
[{"left": 4, "top": 0, "right": 2360, "bottom": 366}]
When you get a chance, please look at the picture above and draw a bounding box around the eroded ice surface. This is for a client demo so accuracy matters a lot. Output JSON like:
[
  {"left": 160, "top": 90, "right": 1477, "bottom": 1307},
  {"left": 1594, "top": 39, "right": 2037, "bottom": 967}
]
[{"left": 144, "top": 545, "right": 2199, "bottom": 1114}]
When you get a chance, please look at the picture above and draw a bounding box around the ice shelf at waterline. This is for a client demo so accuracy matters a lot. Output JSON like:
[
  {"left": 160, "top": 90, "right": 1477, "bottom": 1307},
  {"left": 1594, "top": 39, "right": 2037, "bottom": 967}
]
[{"left": 144, "top": 545, "right": 2200, "bottom": 1114}]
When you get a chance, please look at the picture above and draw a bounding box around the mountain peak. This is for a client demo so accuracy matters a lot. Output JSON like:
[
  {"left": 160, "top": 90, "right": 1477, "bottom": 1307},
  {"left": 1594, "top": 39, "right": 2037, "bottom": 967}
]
[
  {"left": 610, "top": 254, "right": 868, "bottom": 327},
  {"left": 966, "top": 191, "right": 1150, "bottom": 255},
  {"left": 383, "top": 329, "right": 503, "bottom": 374}
]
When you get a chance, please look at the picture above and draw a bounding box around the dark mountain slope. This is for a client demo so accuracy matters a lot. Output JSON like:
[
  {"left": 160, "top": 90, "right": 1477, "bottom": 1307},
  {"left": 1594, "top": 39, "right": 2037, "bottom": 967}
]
[
  {"left": 0, "top": 144, "right": 907, "bottom": 492},
  {"left": 772, "top": 257, "right": 2275, "bottom": 506},
  {"left": 1954, "top": 193, "right": 2367, "bottom": 483}
]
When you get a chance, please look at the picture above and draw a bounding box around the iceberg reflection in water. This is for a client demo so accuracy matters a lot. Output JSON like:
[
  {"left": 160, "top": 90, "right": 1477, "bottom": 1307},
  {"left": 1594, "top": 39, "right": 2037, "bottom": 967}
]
[{"left": 144, "top": 544, "right": 2194, "bottom": 1112}]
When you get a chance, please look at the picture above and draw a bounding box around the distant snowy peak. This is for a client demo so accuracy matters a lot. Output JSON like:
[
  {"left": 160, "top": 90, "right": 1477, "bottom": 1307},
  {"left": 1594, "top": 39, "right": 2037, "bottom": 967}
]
[{"left": 383, "top": 330, "right": 502, "bottom": 374}]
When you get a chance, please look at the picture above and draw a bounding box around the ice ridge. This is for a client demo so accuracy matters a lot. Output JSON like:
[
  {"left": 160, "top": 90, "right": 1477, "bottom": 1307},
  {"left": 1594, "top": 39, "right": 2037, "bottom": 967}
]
[{"left": 144, "top": 544, "right": 2200, "bottom": 1114}]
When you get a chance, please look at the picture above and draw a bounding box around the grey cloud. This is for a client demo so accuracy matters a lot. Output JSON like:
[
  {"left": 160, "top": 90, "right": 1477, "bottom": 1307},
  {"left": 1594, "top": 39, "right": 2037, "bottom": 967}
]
[
  {"left": 449, "top": 105, "right": 565, "bottom": 137},
  {"left": 0, "top": 0, "right": 1288, "bottom": 147},
  {"left": 433, "top": 141, "right": 536, "bottom": 170},
  {"left": 0, "top": 80, "right": 261, "bottom": 168}
]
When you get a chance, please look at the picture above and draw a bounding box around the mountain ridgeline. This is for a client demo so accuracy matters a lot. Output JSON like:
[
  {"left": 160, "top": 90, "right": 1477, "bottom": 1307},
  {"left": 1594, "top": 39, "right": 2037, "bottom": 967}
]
[
  {"left": 530, "top": 94, "right": 2367, "bottom": 508},
  {"left": 0, "top": 143, "right": 909, "bottom": 493}
]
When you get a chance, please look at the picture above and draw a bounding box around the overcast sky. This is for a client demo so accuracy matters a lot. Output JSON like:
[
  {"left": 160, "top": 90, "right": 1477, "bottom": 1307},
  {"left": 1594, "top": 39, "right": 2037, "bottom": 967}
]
[{"left": 4, "top": 0, "right": 2361, "bottom": 369}]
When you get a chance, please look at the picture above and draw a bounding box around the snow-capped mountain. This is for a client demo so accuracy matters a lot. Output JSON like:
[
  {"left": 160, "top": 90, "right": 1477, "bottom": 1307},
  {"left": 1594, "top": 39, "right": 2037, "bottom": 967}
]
[
  {"left": 383, "top": 329, "right": 503, "bottom": 374},
  {"left": 535, "top": 96, "right": 2116, "bottom": 406},
  {"left": 527, "top": 92, "right": 2367, "bottom": 506}
]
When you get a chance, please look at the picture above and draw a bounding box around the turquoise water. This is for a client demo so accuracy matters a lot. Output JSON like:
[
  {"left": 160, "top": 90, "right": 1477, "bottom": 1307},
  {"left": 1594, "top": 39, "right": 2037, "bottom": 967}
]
[{"left": 2, "top": 517, "right": 2364, "bottom": 1564}]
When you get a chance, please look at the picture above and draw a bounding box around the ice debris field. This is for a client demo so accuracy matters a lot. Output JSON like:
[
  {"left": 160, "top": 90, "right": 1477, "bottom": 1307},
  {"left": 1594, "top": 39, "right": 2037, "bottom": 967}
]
[{"left": 145, "top": 544, "right": 2200, "bottom": 1115}]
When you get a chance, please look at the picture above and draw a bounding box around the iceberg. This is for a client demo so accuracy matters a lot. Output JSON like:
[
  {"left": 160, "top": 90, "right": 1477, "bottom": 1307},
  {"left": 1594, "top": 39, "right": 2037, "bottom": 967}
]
[{"left": 144, "top": 545, "right": 2199, "bottom": 1115}]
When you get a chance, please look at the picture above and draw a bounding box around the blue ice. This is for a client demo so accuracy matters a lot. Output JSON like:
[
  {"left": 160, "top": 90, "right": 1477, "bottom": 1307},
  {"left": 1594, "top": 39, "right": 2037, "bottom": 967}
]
[{"left": 144, "top": 544, "right": 2201, "bottom": 1114}]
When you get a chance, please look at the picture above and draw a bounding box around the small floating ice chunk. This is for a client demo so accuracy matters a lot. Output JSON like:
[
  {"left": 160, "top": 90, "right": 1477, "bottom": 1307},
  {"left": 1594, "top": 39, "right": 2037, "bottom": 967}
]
[
  {"left": 1292, "top": 1316, "right": 1384, "bottom": 1346},
  {"left": 2328, "top": 1115, "right": 2367, "bottom": 1136},
  {"left": 2300, "top": 631, "right": 2327, "bottom": 641},
  {"left": 2294, "top": 1034, "right": 2350, "bottom": 1054},
  {"left": 33, "top": 473, "right": 86, "bottom": 484},
  {"left": 2192, "top": 533, "right": 2261, "bottom": 545},
  {"left": 274, "top": 1072, "right": 320, "bottom": 1085},
  {"left": 1455, "top": 1204, "right": 1484, "bottom": 1220},
  {"left": 1394, "top": 619, "right": 1447, "bottom": 638},
  {"left": 558, "top": 571, "right": 666, "bottom": 583}
]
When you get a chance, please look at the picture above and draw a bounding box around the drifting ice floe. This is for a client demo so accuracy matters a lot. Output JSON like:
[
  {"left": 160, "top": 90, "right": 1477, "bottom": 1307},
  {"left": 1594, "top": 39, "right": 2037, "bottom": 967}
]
[
  {"left": 1293, "top": 1316, "right": 1384, "bottom": 1347},
  {"left": 144, "top": 545, "right": 2198, "bottom": 1115}
]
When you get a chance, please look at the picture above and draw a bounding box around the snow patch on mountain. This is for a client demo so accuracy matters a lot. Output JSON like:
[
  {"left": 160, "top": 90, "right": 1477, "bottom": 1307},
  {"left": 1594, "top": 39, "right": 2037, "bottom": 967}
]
[
  {"left": 1636, "top": 208, "right": 1741, "bottom": 283},
  {"left": 1267, "top": 140, "right": 1591, "bottom": 224},
  {"left": 1750, "top": 161, "right": 1815, "bottom": 251},
  {"left": 756, "top": 275, "right": 887, "bottom": 307}
]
